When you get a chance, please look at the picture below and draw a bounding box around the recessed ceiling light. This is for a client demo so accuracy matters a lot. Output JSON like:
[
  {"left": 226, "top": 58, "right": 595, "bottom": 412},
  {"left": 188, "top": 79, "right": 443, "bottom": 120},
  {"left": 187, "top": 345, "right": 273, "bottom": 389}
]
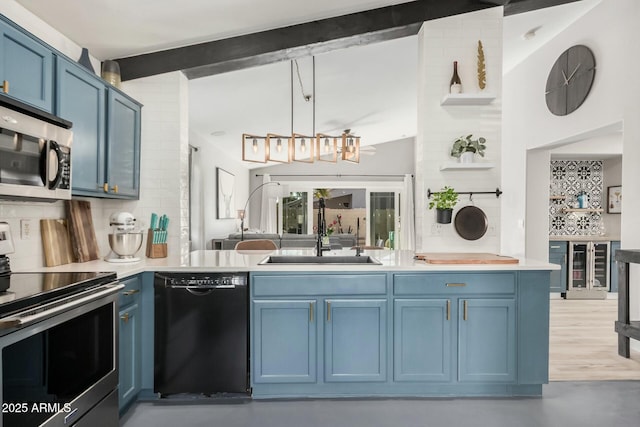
[
  {"left": 523, "top": 26, "right": 542, "bottom": 40},
  {"left": 210, "top": 130, "right": 226, "bottom": 137}
]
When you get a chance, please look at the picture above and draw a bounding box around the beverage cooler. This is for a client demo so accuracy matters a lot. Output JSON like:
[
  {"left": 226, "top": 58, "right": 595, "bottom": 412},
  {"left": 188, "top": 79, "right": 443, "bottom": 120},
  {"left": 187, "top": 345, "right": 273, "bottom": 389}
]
[{"left": 567, "top": 241, "right": 610, "bottom": 299}]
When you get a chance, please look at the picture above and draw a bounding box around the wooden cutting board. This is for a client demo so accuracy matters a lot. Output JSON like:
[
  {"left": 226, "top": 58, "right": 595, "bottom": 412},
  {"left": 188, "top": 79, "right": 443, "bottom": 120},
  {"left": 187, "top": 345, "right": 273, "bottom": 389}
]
[
  {"left": 415, "top": 252, "right": 519, "bottom": 264},
  {"left": 40, "top": 219, "right": 75, "bottom": 267},
  {"left": 65, "top": 200, "right": 100, "bottom": 262}
]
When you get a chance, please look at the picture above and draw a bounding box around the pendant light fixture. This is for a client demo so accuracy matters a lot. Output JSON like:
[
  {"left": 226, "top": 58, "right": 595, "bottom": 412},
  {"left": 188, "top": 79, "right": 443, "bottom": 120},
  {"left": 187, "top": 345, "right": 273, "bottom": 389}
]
[{"left": 241, "top": 56, "right": 360, "bottom": 164}]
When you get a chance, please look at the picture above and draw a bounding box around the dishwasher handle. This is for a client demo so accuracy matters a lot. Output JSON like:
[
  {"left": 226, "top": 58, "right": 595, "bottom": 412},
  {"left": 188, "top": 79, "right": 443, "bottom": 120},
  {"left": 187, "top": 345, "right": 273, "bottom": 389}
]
[{"left": 169, "top": 284, "right": 240, "bottom": 289}]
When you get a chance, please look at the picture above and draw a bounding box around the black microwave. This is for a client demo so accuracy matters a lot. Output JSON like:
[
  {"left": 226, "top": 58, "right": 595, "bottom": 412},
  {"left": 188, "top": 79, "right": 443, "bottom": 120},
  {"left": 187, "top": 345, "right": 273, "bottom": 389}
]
[{"left": 0, "top": 103, "right": 72, "bottom": 201}]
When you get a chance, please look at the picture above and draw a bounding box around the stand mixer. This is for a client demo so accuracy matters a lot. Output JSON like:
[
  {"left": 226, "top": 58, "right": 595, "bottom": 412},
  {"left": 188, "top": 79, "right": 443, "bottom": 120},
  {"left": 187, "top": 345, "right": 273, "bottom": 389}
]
[{"left": 105, "top": 212, "right": 144, "bottom": 263}]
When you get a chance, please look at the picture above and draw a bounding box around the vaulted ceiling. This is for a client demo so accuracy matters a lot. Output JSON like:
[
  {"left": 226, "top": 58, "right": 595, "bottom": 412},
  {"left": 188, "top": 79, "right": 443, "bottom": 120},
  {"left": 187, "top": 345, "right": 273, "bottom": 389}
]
[{"left": 14, "top": 0, "right": 598, "bottom": 167}]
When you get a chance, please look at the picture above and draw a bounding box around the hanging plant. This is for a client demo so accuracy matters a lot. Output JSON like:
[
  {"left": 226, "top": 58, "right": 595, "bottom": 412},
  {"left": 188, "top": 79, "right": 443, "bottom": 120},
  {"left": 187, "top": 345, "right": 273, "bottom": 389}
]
[{"left": 477, "top": 40, "right": 486, "bottom": 90}]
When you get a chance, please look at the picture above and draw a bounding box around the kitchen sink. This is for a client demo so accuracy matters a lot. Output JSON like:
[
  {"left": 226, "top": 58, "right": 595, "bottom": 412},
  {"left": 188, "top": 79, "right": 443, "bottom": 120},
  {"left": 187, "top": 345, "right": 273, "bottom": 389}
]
[{"left": 258, "top": 255, "right": 382, "bottom": 265}]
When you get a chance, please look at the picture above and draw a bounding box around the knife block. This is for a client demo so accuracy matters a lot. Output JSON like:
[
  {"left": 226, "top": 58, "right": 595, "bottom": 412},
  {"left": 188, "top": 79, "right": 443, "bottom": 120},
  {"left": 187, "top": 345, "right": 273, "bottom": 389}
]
[{"left": 145, "top": 229, "right": 167, "bottom": 258}]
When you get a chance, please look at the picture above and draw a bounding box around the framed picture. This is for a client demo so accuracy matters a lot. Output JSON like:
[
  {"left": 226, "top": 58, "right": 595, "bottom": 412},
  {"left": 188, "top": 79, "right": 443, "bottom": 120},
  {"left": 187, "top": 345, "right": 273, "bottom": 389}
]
[
  {"left": 217, "top": 168, "right": 235, "bottom": 219},
  {"left": 607, "top": 185, "right": 622, "bottom": 214}
]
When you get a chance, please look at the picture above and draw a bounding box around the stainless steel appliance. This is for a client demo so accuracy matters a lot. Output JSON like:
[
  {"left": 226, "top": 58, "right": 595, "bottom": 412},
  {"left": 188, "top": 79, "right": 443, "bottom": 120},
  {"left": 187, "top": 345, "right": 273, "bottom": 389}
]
[
  {"left": 0, "top": 224, "right": 124, "bottom": 426},
  {"left": 567, "top": 241, "right": 610, "bottom": 299},
  {"left": 105, "top": 212, "right": 144, "bottom": 263},
  {"left": 154, "top": 272, "right": 249, "bottom": 396},
  {"left": 0, "top": 95, "right": 72, "bottom": 201}
]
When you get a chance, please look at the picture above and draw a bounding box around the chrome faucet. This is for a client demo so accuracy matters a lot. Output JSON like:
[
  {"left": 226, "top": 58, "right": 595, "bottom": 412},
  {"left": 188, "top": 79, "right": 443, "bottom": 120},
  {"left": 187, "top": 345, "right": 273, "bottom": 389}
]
[{"left": 316, "top": 198, "right": 330, "bottom": 256}]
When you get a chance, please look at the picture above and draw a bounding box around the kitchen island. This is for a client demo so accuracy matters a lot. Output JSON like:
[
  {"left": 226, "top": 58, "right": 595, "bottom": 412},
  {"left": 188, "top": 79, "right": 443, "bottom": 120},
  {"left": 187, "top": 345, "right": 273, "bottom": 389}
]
[{"left": 17, "top": 249, "right": 555, "bottom": 401}]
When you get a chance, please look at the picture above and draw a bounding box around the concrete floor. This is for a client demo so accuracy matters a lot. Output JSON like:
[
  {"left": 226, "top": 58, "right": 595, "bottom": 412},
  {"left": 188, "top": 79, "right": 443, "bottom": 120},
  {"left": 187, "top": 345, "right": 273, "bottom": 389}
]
[{"left": 120, "top": 381, "right": 640, "bottom": 427}]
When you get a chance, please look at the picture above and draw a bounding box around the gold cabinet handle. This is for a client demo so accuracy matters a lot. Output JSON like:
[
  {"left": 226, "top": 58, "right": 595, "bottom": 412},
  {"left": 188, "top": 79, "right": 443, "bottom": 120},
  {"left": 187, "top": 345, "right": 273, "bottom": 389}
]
[
  {"left": 120, "top": 313, "right": 130, "bottom": 323},
  {"left": 463, "top": 300, "right": 468, "bottom": 321},
  {"left": 446, "top": 300, "right": 451, "bottom": 321},
  {"left": 446, "top": 283, "right": 466, "bottom": 287},
  {"left": 123, "top": 289, "right": 140, "bottom": 296},
  {"left": 327, "top": 301, "right": 331, "bottom": 322},
  {"left": 103, "top": 183, "right": 119, "bottom": 193},
  {"left": 309, "top": 302, "right": 314, "bottom": 323},
  {"left": 1, "top": 80, "right": 8, "bottom": 94}
]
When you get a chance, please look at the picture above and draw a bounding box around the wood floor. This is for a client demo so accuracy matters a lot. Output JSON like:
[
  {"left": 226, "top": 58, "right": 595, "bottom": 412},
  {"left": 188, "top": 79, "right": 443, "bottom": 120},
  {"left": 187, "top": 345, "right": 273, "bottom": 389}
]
[{"left": 549, "top": 297, "right": 640, "bottom": 381}]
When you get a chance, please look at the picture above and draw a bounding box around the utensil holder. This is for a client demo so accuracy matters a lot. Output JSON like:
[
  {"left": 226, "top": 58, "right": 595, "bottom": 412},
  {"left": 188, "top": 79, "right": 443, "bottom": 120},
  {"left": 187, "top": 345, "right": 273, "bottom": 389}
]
[{"left": 145, "top": 229, "right": 167, "bottom": 258}]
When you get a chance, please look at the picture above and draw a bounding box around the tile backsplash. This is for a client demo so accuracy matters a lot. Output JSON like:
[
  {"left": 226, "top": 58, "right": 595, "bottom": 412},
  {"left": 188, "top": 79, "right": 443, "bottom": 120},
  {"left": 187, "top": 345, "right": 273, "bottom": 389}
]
[{"left": 549, "top": 160, "right": 604, "bottom": 236}]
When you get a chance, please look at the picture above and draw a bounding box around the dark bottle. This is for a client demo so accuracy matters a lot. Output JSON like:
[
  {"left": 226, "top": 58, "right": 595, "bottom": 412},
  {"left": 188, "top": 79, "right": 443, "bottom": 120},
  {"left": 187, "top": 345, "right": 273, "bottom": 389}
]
[{"left": 450, "top": 61, "right": 462, "bottom": 94}]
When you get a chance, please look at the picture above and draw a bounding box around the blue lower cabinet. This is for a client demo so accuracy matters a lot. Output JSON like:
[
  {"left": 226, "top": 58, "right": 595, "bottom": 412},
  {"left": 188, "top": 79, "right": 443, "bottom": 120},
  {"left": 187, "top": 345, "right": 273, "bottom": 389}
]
[
  {"left": 253, "top": 300, "right": 317, "bottom": 383},
  {"left": 393, "top": 299, "right": 451, "bottom": 382},
  {"left": 458, "top": 298, "right": 516, "bottom": 383},
  {"left": 119, "top": 302, "right": 141, "bottom": 411},
  {"left": 324, "top": 299, "right": 387, "bottom": 382}
]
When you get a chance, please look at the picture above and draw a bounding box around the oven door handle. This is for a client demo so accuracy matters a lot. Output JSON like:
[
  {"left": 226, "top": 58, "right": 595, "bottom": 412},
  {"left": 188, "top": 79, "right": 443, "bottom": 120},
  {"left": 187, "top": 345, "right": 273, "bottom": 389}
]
[{"left": 0, "top": 283, "right": 124, "bottom": 330}]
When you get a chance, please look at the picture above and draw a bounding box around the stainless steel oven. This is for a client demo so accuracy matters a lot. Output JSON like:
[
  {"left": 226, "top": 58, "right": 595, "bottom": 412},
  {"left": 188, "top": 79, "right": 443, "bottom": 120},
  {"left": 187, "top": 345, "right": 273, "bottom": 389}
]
[
  {"left": 0, "top": 102, "right": 72, "bottom": 201},
  {"left": 0, "top": 272, "right": 123, "bottom": 427}
]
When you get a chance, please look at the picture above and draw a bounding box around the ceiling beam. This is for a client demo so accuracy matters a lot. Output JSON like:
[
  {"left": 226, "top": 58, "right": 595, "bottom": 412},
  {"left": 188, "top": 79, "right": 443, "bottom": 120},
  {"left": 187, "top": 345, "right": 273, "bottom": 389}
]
[{"left": 115, "top": 0, "right": 580, "bottom": 81}]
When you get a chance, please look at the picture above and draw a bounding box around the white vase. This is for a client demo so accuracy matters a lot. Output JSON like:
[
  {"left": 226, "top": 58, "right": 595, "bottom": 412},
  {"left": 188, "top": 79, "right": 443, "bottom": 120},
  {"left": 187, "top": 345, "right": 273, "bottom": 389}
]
[{"left": 460, "top": 152, "right": 475, "bottom": 163}]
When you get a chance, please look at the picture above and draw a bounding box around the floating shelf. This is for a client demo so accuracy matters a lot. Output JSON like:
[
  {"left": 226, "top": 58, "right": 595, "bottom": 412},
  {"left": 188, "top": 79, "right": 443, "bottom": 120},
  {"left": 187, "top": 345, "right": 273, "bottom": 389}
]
[
  {"left": 440, "top": 93, "right": 496, "bottom": 106},
  {"left": 440, "top": 162, "right": 495, "bottom": 171},
  {"left": 561, "top": 208, "right": 604, "bottom": 213}
]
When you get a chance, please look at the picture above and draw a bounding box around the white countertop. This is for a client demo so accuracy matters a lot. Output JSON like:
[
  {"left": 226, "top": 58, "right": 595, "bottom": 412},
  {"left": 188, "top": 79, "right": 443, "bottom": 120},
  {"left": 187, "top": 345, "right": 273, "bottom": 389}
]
[{"left": 16, "top": 249, "right": 558, "bottom": 278}]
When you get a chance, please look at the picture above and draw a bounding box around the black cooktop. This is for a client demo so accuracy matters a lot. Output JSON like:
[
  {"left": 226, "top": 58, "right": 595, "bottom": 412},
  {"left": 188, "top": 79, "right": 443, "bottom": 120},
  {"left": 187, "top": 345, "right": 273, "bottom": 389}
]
[{"left": 0, "top": 271, "right": 117, "bottom": 318}]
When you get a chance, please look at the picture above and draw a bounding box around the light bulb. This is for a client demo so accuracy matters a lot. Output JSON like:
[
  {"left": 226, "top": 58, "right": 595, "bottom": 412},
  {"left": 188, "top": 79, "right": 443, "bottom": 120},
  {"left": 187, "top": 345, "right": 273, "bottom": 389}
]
[
  {"left": 252, "top": 138, "right": 258, "bottom": 153},
  {"left": 347, "top": 138, "right": 354, "bottom": 153},
  {"left": 300, "top": 139, "right": 306, "bottom": 152},
  {"left": 276, "top": 138, "right": 283, "bottom": 152},
  {"left": 324, "top": 138, "right": 330, "bottom": 153}
]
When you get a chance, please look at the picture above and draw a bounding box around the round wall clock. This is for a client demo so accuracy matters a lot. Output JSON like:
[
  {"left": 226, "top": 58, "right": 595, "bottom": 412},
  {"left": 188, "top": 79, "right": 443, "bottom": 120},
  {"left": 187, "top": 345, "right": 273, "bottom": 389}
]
[{"left": 545, "top": 45, "right": 596, "bottom": 116}]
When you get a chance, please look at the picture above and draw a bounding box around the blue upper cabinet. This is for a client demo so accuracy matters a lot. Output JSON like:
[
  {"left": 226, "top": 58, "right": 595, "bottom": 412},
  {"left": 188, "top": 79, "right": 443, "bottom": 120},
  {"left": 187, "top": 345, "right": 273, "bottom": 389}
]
[
  {"left": 0, "top": 17, "right": 54, "bottom": 111},
  {"left": 106, "top": 90, "right": 141, "bottom": 198},
  {"left": 56, "top": 58, "right": 141, "bottom": 199},
  {"left": 56, "top": 57, "right": 106, "bottom": 195}
]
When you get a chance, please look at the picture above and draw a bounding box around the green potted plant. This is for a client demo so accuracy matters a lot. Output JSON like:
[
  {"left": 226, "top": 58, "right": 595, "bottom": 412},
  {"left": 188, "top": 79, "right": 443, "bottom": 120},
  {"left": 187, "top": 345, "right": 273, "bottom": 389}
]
[
  {"left": 428, "top": 186, "right": 458, "bottom": 224},
  {"left": 450, "top": 134, "right": 486, "bottom": 163}
]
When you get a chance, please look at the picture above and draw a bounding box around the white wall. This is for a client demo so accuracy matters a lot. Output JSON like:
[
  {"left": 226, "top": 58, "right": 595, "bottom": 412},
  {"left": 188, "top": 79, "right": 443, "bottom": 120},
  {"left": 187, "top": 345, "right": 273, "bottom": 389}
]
[
  {"left": 0, "top": 3, "right": 189, "bottom": 268},
  {"left": 189, "top": 132, "right": 250, "bottom": 248},
  {"left": 504, "top": 0, "right": 640, "bottom": 349},
  {"left": 417, "top": 7, "right": 503, "bottom": 253}
]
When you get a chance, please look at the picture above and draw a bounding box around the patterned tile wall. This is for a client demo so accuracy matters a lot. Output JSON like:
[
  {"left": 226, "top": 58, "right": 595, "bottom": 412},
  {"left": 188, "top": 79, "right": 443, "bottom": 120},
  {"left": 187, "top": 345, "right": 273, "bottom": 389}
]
[{"left": 549, "top": 160, "right": 603, "bottom": 236}]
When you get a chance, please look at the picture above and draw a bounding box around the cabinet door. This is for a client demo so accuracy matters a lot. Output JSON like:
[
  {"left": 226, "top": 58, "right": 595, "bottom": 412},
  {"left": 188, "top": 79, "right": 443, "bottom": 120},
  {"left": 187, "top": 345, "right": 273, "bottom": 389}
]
[
  {"left": 106, "top": 90, "right": 141, "bottom": 198},
  {"left": 458, "top": 298, "right": 515, "bottom": 383},
  {"left": 610, "top": 241, "right": 620, "bottom": 292},
  {"left": 394, "top": 299, "right": 451, "bottom": 382},
  {"left": 253, "top": 300, "right": 317, "bottom": 383},
  {"left": 56, "top": 57, "right": 106, "bottom": 196},
  {"left": 119, "top": 302, "right": 141, "bottom": 410},
  {"left": 0, "top": 20, "right": 53, "bottom": 111},
  {"left": 549, "top": 242, "right": 567, "bottom": 293},
  {"left": 324, "top": 299, "right": 386, "bottom": 382}
]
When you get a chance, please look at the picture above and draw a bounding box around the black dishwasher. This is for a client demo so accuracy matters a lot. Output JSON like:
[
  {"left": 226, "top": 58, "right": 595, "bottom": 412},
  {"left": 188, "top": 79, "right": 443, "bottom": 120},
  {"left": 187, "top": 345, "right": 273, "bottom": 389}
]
[{"left": 154, "top": 272, "right": 249, "bottom": 396}]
